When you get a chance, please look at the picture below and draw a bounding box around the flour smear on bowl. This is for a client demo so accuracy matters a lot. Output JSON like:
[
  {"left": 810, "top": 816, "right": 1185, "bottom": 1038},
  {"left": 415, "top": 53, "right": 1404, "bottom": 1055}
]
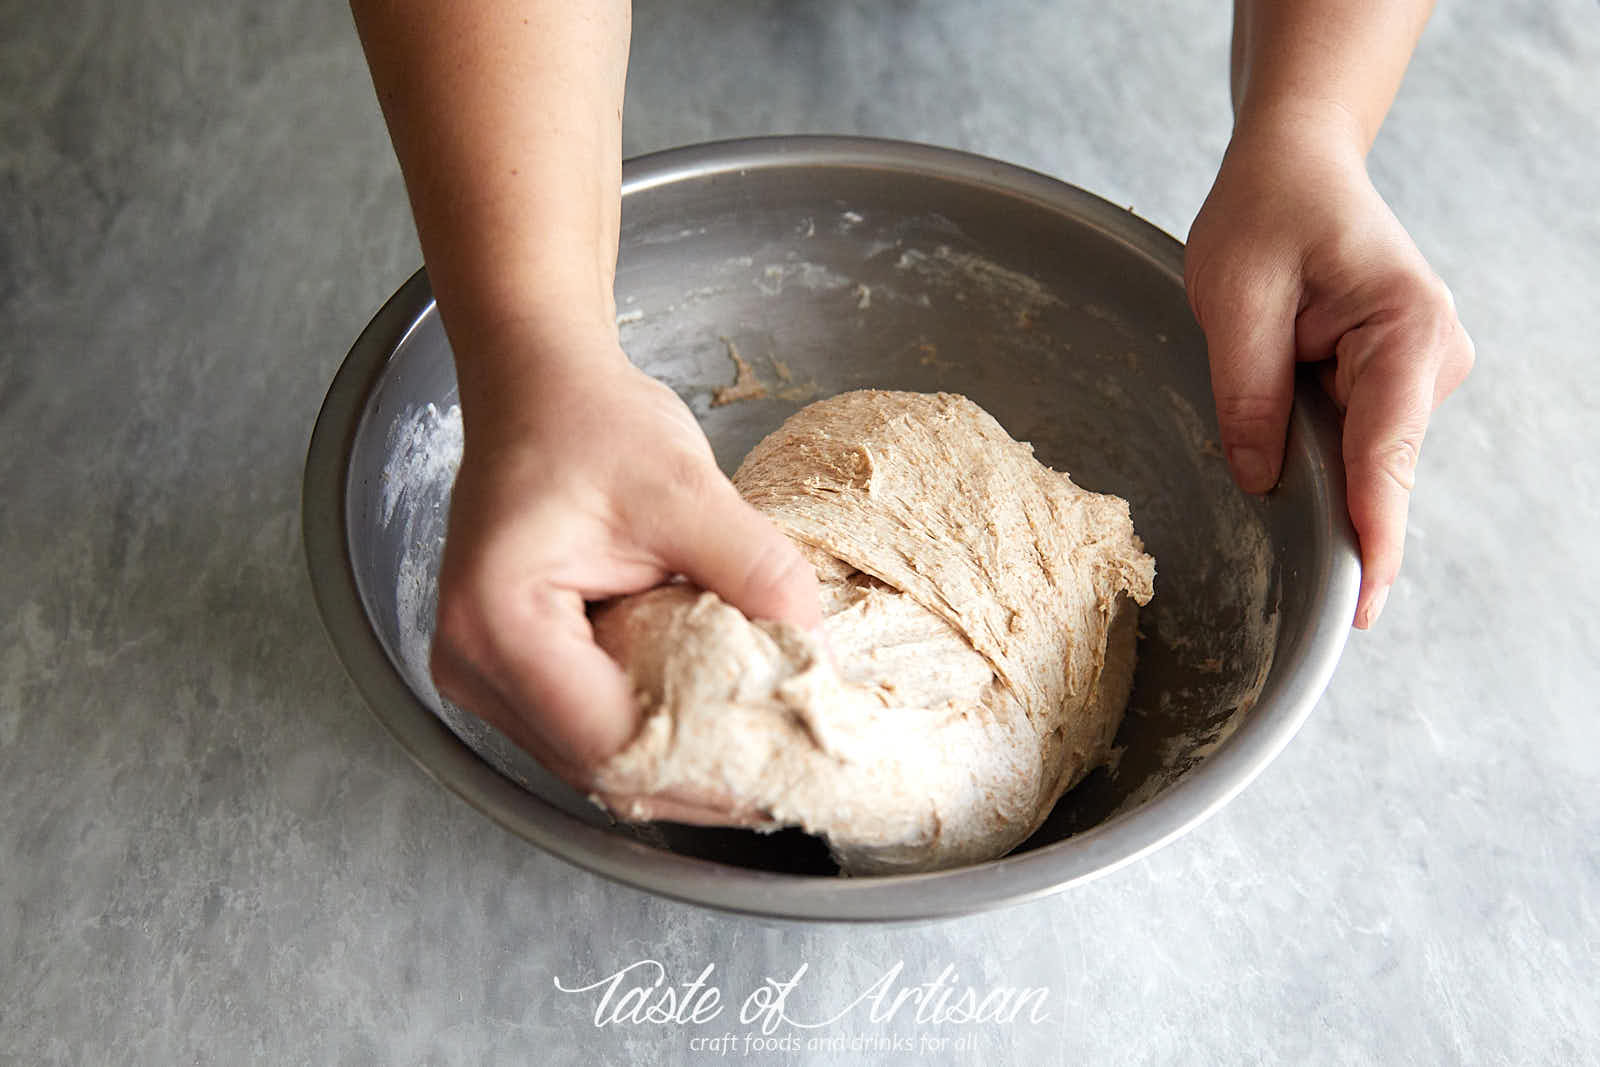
[{"left": 380, "top": 400, "right": 462, "bottom": 711}]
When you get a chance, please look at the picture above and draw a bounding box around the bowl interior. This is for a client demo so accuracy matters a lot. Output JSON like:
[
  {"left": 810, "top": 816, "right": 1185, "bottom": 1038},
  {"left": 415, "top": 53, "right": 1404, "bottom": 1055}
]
[{"left": 341, "top": 142, "right": 1348, "bottom": 883}]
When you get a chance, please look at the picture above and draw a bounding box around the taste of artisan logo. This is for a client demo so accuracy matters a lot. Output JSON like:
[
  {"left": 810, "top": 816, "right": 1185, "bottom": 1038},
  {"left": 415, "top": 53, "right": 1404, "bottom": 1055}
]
[{"left": 551, "top": 958, "right": 1052, "bottom": 1041}]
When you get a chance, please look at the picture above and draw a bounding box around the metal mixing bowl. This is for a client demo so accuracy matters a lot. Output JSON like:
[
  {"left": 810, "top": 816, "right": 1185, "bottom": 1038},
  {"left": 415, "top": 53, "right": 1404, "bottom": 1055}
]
[{"left": 303, "top": 137, "right": 1360, "bottom": 921}]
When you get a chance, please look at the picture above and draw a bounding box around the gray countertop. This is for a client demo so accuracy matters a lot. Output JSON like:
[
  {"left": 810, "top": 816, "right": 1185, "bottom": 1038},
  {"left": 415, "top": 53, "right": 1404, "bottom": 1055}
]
[{"left": 3, "top": 2, "right": 1596, "bottom": 1063}]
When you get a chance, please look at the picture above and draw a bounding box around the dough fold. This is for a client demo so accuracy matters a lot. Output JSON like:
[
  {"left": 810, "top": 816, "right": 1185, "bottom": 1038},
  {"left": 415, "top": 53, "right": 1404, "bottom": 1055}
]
[{"left": 592, "top": 390, "right": 1155, "bottom": 874}]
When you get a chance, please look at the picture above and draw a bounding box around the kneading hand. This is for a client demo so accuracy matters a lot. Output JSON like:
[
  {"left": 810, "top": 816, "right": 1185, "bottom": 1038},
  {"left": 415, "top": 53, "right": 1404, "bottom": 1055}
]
[
  {"left": 1185, "top": 117, "right": 1474, "bottom": 629},
  {"left": 430, "top": 328, "right": 822, "bottom": 823}
]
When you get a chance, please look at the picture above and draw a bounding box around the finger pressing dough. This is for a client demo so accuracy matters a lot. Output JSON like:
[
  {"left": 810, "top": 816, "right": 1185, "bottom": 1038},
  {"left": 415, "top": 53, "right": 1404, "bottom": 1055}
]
[{"left": 591, "top": 390, "right": 1155, "bottom": 874}]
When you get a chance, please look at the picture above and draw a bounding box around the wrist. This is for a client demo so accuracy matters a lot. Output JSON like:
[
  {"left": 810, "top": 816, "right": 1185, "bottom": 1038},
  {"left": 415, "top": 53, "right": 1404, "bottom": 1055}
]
[
  {"left": 1222, "top": 98, "right": 1371, "bottom": 193},
  {"left": 1231, "top": 95, "right": 1371, "bottom": 166},
  {"left": 446, "top": 304, "right": 632, "bottom": 424},
  {"left": 432, "top": 249, "right": 618, "bottom": 347}
]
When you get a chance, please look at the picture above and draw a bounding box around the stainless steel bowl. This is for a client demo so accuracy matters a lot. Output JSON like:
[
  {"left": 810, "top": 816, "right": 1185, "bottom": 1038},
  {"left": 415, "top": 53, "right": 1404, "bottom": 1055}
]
[{"left": 303, "top": 137, "right": 1360, "bottom": 921}]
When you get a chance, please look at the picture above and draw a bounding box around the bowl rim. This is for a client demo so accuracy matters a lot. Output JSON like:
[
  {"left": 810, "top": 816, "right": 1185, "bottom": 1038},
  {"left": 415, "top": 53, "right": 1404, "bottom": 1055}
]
[{"left": 302, "top": 135, "right": 1361, "bottom": 922}]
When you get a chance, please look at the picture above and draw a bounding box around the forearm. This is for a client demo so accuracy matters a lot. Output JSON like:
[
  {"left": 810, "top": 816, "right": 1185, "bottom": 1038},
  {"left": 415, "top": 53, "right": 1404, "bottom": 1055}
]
[
  {"left": 1230, "top": 0, "right": 1434, "bottom": 155},
  {"left": 350, "top": 0, "right": 631, "bottom": 398}
]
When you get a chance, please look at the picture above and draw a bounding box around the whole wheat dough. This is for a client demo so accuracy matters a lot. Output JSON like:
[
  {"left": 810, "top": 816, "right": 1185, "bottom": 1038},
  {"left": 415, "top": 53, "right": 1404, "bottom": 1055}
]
[{"left": 591, "top": 390, "right": 1155, "bottom": 874}]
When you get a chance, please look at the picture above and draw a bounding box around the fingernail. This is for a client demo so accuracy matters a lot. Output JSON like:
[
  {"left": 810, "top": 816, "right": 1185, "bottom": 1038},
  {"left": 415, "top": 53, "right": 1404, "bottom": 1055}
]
[
  {"left": 1228, "top": 446, "right": 1274, "bottom": 493},
  {"left": 1361, "top": 584, "right": 1391, "bottom": 629}
]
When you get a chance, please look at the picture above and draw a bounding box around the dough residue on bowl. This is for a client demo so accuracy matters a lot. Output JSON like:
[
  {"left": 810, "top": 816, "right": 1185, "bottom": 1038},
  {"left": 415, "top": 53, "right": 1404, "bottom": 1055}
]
[{"left": 592, "top": 389, "right": 1156, "bottom": 875}]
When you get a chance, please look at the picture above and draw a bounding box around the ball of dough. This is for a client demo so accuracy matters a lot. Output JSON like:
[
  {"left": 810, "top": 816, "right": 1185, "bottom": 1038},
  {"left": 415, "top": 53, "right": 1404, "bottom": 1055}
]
[{"left": 592, "top": 390, "right": 1155, "bottom": 874}]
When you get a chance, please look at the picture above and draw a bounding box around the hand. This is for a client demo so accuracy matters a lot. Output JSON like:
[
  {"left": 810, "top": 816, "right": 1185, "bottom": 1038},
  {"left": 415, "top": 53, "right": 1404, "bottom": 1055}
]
[
  {"left": 1185, "top": 114, "right": 1474, "bottom": 629},
  {"left": 430, "top": 324, "right": 822, "bottom": 823}
]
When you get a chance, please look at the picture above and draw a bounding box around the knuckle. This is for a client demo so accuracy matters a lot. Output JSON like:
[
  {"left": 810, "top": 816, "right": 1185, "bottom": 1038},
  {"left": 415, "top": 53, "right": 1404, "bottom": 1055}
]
[
  {"left": 656, "top": 445, "right": 724, "bottom": 502},
  {"left": 1190, "top": 262, "right": 1263, "bottom": 330},
  {"left": 428, "top": 586, "right": 487, "bottom": 701},
  {"left": 1403, "top": 274, "right": 1467, "bottom": 360},
  {"left": 1420, "top": 304, "right": 1462, "bottom": 358},
  {"left": 427, "top": 639, "right": 471, "bottom": 705},
  {"left": 629, "top": 449, "right": 732, "bottom": 542},
  {"left": 1367, "top": 437, "right": 1421, "bottom": 494},
  {"left": 1182, "top": 258, "right": 1212, "bottom": 324},
  {"left": 1445, "top": 323, "right": 1477, "bottom": 386},
  {"left": 1400, "top": 269, "right": 1451, "bottom": 309},
  {"left": 1408, "top": 301, "right": 1475, "bottom": 399}
]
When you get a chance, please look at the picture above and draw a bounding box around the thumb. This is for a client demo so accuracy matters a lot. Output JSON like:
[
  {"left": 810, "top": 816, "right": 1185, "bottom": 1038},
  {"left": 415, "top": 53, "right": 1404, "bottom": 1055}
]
[
  {"left": 657, "top": 479, "right": 823, "bottom": 630},
  {"left": 1194, "top": 268, "right": 1300, "bottom": 493},
  {"left": 1337, "top": 320, "right": 1437, "bottom": 629}
]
